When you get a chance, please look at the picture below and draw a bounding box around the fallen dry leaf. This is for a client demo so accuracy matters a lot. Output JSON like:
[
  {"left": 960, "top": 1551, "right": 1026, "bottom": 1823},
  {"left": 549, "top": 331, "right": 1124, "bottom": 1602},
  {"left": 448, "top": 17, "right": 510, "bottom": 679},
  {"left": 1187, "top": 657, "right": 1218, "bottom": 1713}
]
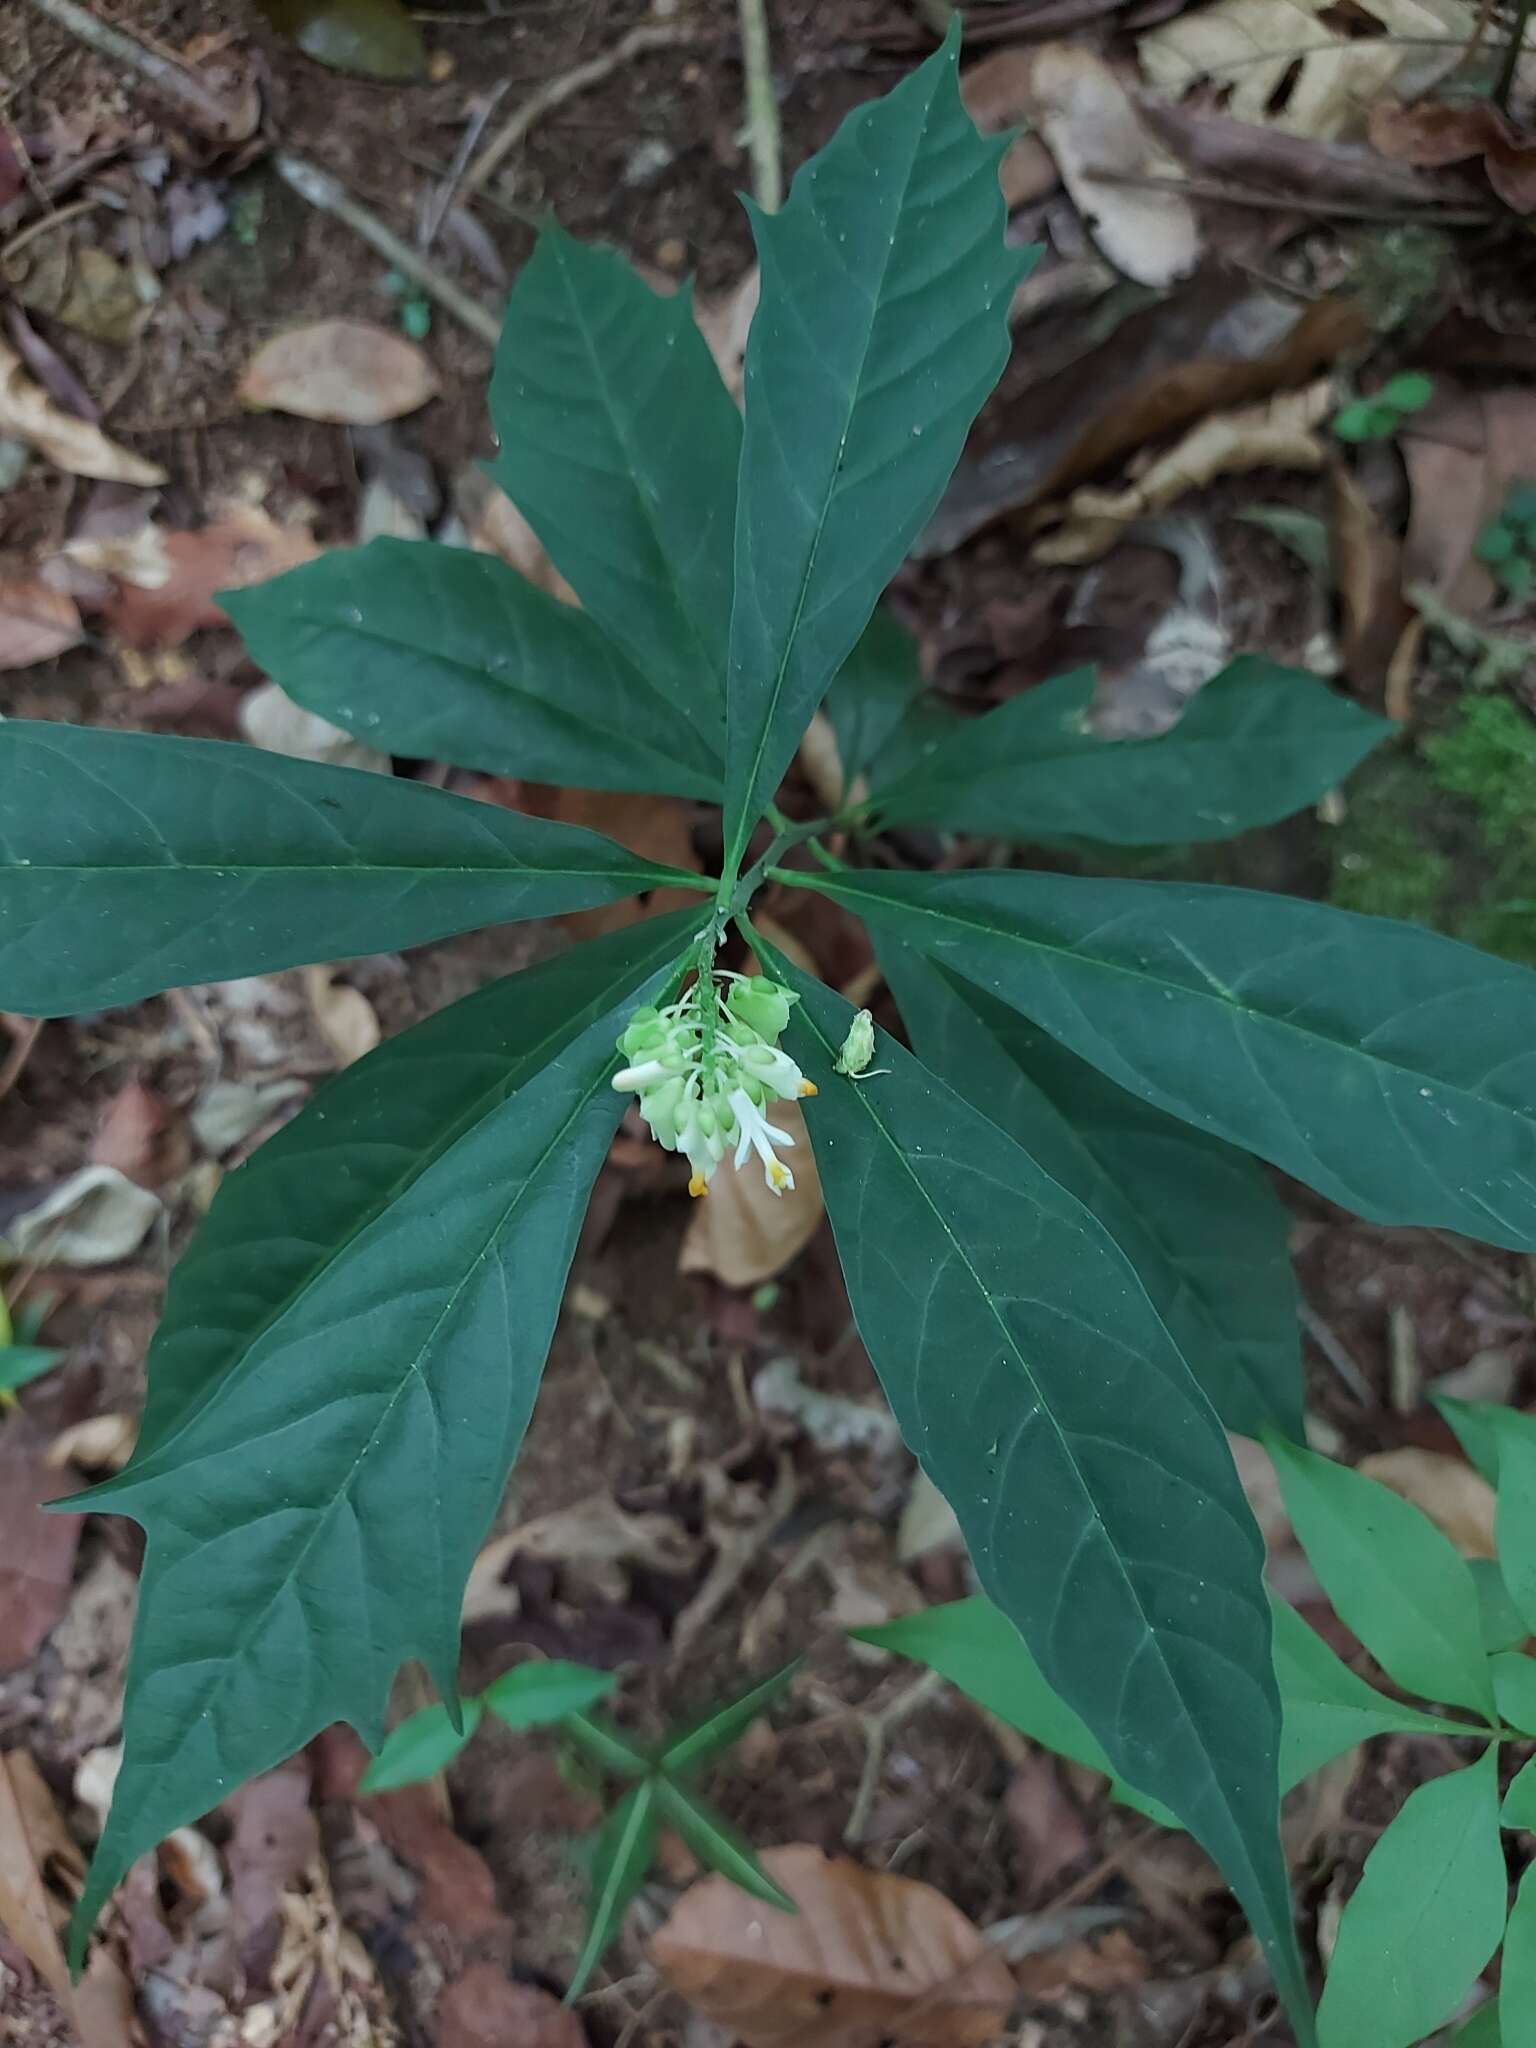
[
  {"left": 0, "top": 339, "right": 165, "bottom": 484},
  {"left": 1329, "top": 458, "right": 1416, "bottom": 698},
  {"left": 679, "top": 1103, "right": 823, "bottom": 1289},
  {"left": 1400, "top": 383, "right": 1536, "bottom": 611},
  {"left": 517, "top": 786, "right": 700, "bottom": 941},
  {"left": 7, "top": 1164, "right": 163, "bottom": 1267},
  {"left": 1140, "top": 0, "right": 1477, "bottom": 142},
  {"left": 653, "top": 1843, "right": 1015, "bottom": 2048},
  {"left": 437, "top": 1965, "right": 587, "bottom": 2048},
  {"left": 74, "top": 501, "right": 321, "bottom": 649},
  {"left": 1357, "top": 1447, "right": 1496, "bottom": 1558},
  {"left": 1369, "top": 96, "right": 1536, "bottom": 212},
  {"left": 46, "top": 1414, "right": 138, "bottom": 1474},
  {"left": 451, "top": 465, "right": 579, "bottom": 604},
  {"left": 0, "top": 1420, "right": 83, "bottom": 1673},
  {"left": 239, "top": 680, "right": 391, "bottom": 774},
  {"left": 959, "top": 51, "right": 1061, "bottom": 209},
  {"left": 0, "top": 577, "right": 82, "bottom": 669},
  {"left": 89, "top": 1078, "right": 172, "bottom": 1186},
  {"left": 1036, "top": 379, "right": 1332, "bottom": 563},
  {"left": 0, "top": 1750, "right": 82, "bottom": 2007},
  {"left": 1022, "top": 45, "right": 1200, "bottom": 286},
  {"left": 1140, "top": 96, "right": 1472, "bottom": 209},
  {"left": 301, "top": 965, "right": 381, "bottom": 1066},
  {"left": 3, "top": 240, "right": 149, "bottom": 347},
  {"left": 1006, "top": 1756, "right": 1092, "bottom": 1905},
  {"left": 239, "top": 318, "right": 439, "bottom": 424},
  {"left": 694, "top": 267, "right": 760, "bottom": 407}
]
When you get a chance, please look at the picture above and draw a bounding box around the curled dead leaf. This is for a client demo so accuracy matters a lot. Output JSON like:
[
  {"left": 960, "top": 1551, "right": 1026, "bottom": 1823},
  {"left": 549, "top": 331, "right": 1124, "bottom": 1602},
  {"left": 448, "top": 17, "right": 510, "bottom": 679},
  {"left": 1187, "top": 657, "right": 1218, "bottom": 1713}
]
[
  {"left": 653, "top": 1843, "right": 1015, "bottom": 2048},
  {"left": 451, "top": 465, "right": 579, "bottom": 604},
  {"left": 0, "top": 577, "right": 82, "bottom": 669},
  {"left": 1036, "top": 380, "right": 1332, "bottom": 564},
  {"left": 1369, "top": 96, "right": 1536, "bottom": 213},
  {"left": 239, "top": 319, "right": 439, "bottom": 424},
  {"left": 0, "top": 340, "right": 165, "bottom": 484},
  {"left": 1022, "top": 45, "right": 1200, "bottom": 287},
  {"left": 958, "top": 51, "right": 1061, "bottom": 210},
  {"left": 1356, "top": 1447, "right": 1496, "bottom": 1558},
  {"left": 680, "top": 1103, "right": 823, "bottom": 1289},
  {"left": 1400, "top": 383, "right": 1536, "bottom": 611}
]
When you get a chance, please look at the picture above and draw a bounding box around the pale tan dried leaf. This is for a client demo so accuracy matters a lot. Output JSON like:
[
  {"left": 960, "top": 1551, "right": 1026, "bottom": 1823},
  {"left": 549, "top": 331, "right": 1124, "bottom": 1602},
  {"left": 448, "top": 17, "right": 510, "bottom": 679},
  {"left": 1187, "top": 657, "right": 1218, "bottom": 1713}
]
[
  {"left": 0, "top": 340, "right": 166, "bottom": 485},
  {"left": 1140, "top": 0, "right": 1475, "bottom": 142},
  {"left": 301, "top": 965, "right": 381, "bottom": 1067},
  {"left": 451, "top": 465, "right": 580, "bottom": 604},
  {"left": 653, "top": 1843, "right": 1015, "bottom": 2048},
  {"left": 239, "top": 681, "right": 391, "bottom": 774},
  {"left": 679, "top": 1103, "right": 823, "bottom": 1288},
  {"left": 0, "top": 1752, "right": 77, "bottom": 2006},
  {"left": 694, "top": 267, "right": 759, "bottom": 407},
  {"left": 0, "top": 577, "right": 82, "bottom": 668},
  {"left": 76, "top": 502, "right": 321, "bottom": 650},
  {"left": 1022, "top": 45, "right": 1200, "bottom": 288},
  {"left": 1036, "top": 380, "right": 1331, "bottom": 564},
  {"left": 465, "top": 1494, "right": 702, "bottom": 1618},
  {"left": 529, "top": 787, "right": 700, "bottom": 941},
  {"left": 7, "top": 1164, "right": 163, "bottom": 1267},
  {"left": 1357, "top": 1447, "right": 1496, "bottom": 1558},
  {"left": 238, "top": 319, "right": 439, "bottom": 424},
  {"left": 46, "top": 1414, "right": 139, "bottom": 1473},
  {"left": 959, "top": 52, "right": 1060, "bottom": 209}
]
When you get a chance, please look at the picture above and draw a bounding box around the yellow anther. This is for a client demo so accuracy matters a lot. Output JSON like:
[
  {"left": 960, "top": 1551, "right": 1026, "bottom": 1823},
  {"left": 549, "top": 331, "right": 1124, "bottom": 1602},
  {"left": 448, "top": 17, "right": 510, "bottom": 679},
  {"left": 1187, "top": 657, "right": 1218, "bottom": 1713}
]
[
  {"left": 688, "top": 1172, "right": 709, "bottom": 1198},
  {"left": 799, "top": 1079, "right": 818, "bottom": 1097}
]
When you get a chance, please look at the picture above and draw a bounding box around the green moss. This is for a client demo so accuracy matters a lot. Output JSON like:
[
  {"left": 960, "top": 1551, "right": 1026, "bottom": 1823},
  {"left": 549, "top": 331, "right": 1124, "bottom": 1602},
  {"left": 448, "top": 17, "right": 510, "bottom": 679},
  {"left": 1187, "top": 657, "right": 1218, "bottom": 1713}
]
[{"left": 1328, "top": 697, "right": 1536, "bottom": 967}]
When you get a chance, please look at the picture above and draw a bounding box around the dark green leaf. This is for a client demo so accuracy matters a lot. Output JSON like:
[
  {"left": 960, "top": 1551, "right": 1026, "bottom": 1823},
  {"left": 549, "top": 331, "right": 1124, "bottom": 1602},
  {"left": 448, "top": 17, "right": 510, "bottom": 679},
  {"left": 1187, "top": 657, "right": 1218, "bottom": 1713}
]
[
  {"left": 0, "top": 1345, "right": 63, "bottom": 1394},
  {"left": 489, "top": 226, "right": 738, "bottom": 737},
  {"left": 1316, "top": 1750, "right": 1505, "bottom": 2048},
  {"left": 1437, "top": 1397, "right": 1506, "bottom": 1487},
  {"left": 68, "top": 917, "right": 692, "bottom": 1961},
  {"left": 659, "top": 1663, "right": 800, "bottom": 1777},
  {"left": 1450, "top": 2002, "right": 1503, "bottom": 2047},
  {"left": 766, "top": 957, "right": 1310, "bottom": 2036},
  {"left": 482, "top": 1660, "right": 618, "bottom": 1730},
  {"left": 568, "top": 1782, "right": 658, "bottom": 1998},
  {"left": 881, "top": 942, "right": 1301, "bottom": 1440},
  {"left": 0, "top": 722, "right": 700, "bottom": 1016},
  {"left": 222, "top": 540, "right": 722, "bottom": 799},
  {"left": 1491, "top": 1651, "right": 1536, "bottom": 1735},
  {"left": 652, "top": 1780, "right": 796, "bottom": 1911},
  {"left": 721, "top": 24, "right": 1027, "bottom": 872},
  {"left": 1487, "top": 1410, "right": 1536, "bottom": 1634},
  {"left": 853, "top": 1601, "right": 1177, "bottom": 1826},
  {"left": 867, "top": 659, "right": 1392, "bottom": 844},
  {"left": 1504, "top": 1755, "right": 1536, "bottom": 1829},
  {"left": 1269, "top": 1437, "right": 1493, "bottom": 1715},
  {"left": 786, "top": 866, "right": 1536, "bottom": 1251},
  {"left": 1271, "top": 1599, "right": 1486, "bottom": 1787},
  {"left": 361, "top": 1697, "right": 483, "bottom": 1792},
  {"left": 257, "top": 0, "right": 424, "bottom": 78},
  {"left": 563, "top": 1711, "right": 648, "bottom": 1780},
  {"left": 822, "top": 609, "right": 924, "bottom": 799}
]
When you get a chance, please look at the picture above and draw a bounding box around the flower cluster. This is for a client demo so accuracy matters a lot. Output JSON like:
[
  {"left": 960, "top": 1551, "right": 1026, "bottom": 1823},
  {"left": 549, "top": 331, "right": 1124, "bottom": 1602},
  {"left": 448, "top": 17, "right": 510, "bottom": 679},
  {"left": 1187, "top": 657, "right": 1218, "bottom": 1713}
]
[{"left": 612, "top": 972, "right": 816, "bottom": 1197}]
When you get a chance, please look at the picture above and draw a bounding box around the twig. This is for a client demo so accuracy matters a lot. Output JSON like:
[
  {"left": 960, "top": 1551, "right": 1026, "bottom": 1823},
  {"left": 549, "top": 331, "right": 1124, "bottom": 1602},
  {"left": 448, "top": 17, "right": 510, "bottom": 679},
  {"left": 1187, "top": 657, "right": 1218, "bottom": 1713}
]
[
  {"left": 1495, "top": 0, "right": 1534, "bottom": 106},
  {"left": 738, "top": 0, "right": 783, "bottom": 213},
  {"left": 274, "top": 152, "right": 502, "bottom": 348},
  {"left": 1299, "top": 1300, "right": 1376, "bottom": 1406},
  {"left": 19, "top": 0, "right": 253, "bottom": 142},
  {"left": 0, "top": 194, "right": 99, "bottom": 268},
  {"left": 844, "top": 1669, "right": 946, "bottom": 1844},
  {"left": 418, "top": 80, "right": 510, "bottom": 257},
  {"left": 461, "top": 23, "right": 700, "bottom": 202},
  {"left": 1090, "top": 166, "right": 1496, "bottom": 226}
]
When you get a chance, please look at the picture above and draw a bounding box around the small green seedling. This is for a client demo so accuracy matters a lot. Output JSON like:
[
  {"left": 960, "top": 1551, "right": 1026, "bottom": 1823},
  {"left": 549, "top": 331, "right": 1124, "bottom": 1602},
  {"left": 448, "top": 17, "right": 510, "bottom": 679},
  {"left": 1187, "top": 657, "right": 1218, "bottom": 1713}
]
[
  {"left": 0, "top": 1288, "right": 63, "bottom": 1403},
  {"left": 366, "top": 1657, "right": 800, "bottom": 1995},
  {"left": 1475, "top": 480, "right": 1536, "bottom": 601},
  {"left": 1332, "top": 370, "right": 1435, "bottom": 443},
  {"left": 865, "top": 1398, "right": 1536, "bottom": 2048}
]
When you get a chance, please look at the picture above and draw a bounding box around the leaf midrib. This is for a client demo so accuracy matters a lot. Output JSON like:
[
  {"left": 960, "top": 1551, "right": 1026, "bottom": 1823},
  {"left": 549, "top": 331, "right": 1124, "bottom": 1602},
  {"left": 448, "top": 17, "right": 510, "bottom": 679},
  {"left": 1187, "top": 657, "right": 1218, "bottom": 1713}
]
[
  {"left": 792, "top": 994, "right": 1268, "bottom": 1870},
  {"left": 724, "top": 69, "right": 944, "bottom": 869},
  {"left": 801, "top": 873, "right": 1534, "bottom": 1138}
]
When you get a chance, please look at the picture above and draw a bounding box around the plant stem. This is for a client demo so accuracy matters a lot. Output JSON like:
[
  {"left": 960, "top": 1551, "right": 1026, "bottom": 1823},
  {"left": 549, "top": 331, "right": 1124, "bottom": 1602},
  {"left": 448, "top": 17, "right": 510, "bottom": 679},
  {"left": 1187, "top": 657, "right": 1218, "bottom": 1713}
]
[
  {"left": 727, "top": 815, "right": 838, "bottom": 916},
  {"left": 737, "top": 0, "right": 783, "bottom": 213}
]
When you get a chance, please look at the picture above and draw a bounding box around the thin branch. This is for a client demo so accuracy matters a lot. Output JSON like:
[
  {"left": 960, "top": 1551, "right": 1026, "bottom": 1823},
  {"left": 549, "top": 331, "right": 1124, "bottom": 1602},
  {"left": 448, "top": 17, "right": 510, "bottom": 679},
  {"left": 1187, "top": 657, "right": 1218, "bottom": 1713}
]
[
  {"left": 19, "top": 0, "right": 254, "bottom": 142},
  {"left": 1092, "top": 165, "right": 1497, "bottom": 226},
  {"left": 460, "top": 23, "right": 700, "bottom": 202},
  {"left": 1495, "top": 0, "right": 1534, "bottom": 105},
  {"left": 738, "top": 0, "right": 783, "bottom": 212},
  {"left": 274, "top": 152, "right": 502, "bottom": 348}
]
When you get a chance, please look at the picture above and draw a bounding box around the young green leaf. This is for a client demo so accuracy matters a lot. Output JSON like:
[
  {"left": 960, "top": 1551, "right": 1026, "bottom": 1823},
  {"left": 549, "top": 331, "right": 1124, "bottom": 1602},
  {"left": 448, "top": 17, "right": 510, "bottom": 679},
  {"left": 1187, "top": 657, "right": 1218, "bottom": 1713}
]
[
  {"left": 222, "top": 540, "right": 723, "bottom": 799},
  {"left": 1491, "top": 1651, "right": 1536, "bottom": 1735},
  {"left": 489, "top": 226, "right": 738, "bottom": 738},
  {"left": 652, "top": 1780, "right": 796, "bottom": 1912},
  {"left": 568, "top": 1780, "right": 659, "bottom": 1999},
  {"left": 882, "top": 943, "right": 1301, "bottom": 1440},
  {"left": 721, "top": 23, "right": 1028, "bottom": 874},
  {"left": 766, "top": 958, "right": 1311, "bottom": 2038},
  {"left": 1472, "top": 1560, "right": 1529, "bottom": 1655},
  {"left": 1270, "top": 1598, "right": 1487, "bottom": 1787},
  {"left": 0, "top": 721, "right": 702, "bottom": 1016},
  {"left": 1316, "top": 1750, "right": 1505, "bottom": 2048},
  {"left": 658, "top": 1663, "right": 800, "bottom": 1777},
  {"left": 866, "top": 659, "right": 1392, "bottom": 844},
  {"left": 1486, "top": 1410, "right": 1536, "bottom": 1634},
  {"left": 67, "top": 918, "right": 692, "bottom": 1962},
  {"left": 1437, "top": 1397, "right": 1506, "bottom": 1488},
  {"left": 562, "top": 1711, "right": 649, "bottom": 1780},
  {"left": 481, "top": 1660, "right": 618, "bottom": 1730},
  {"left": 1504, "top": 1755, "right": 1536, "bottom": 1829},
  {"left": 1268, "top": 1438, "right": 1493, "bottom": 1715},
  {"left": 853, "top": 1600, "right": 1177, "bottom": 1827},
  {"left": 361, "top": 1696, "right": 484, "bottom": 1792},
  {"left": 0, "top": 1345, "right": 63, "bottom": 1394},
  {"left": 784, "top": 866, "right": 1536, "bottom": 1251}
]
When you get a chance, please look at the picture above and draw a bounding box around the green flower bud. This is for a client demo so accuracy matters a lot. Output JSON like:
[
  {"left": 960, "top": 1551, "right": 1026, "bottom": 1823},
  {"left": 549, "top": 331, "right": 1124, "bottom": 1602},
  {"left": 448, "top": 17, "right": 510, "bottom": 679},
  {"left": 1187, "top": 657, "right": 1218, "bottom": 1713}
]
[{"left": 726, "top": 975, "right": 795, "bottom": 1043}]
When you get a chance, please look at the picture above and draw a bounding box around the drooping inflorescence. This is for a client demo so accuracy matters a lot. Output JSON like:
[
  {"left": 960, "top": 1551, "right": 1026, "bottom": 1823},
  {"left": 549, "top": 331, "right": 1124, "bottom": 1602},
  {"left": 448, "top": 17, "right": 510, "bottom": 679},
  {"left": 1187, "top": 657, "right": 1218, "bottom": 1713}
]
[{"left": 611, "top": 972, "right": 816, "bottom": 1197}]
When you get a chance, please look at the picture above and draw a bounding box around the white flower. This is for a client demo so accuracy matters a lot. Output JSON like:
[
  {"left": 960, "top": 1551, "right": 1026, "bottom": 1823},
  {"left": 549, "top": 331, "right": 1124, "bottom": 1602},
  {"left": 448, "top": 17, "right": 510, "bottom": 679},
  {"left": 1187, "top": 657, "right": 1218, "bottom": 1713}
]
[{"left": 730, "top": 1087, "right": 796, "bottom": 1195}]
